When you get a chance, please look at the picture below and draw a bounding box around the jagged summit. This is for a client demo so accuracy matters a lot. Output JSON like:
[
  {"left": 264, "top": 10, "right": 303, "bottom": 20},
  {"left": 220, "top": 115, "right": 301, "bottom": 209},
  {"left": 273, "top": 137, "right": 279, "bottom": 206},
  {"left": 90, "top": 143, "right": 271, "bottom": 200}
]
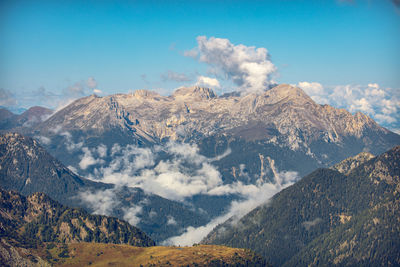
[
  {"left": 265, "top": 83, "right": 312, "bottom": 102},
  {"left": 172, "top": 86, "right": 217, "bottom": 100},
  {"left": 29, "top": 83, "right": 399, "bottom": 177},
  {"left": 35, "top": 83, "right": 398, "bottom": 150},
  {"left": 133, "top": 89, "right": 162, "bottom": 99}
]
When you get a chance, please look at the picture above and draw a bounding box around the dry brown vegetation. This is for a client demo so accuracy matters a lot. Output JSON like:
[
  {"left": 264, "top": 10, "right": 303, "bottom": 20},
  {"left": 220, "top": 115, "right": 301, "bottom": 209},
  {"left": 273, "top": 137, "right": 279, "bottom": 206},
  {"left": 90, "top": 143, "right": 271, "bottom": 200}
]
[{"left": 44, "top": 242, "right": 265, "bottom": 266}]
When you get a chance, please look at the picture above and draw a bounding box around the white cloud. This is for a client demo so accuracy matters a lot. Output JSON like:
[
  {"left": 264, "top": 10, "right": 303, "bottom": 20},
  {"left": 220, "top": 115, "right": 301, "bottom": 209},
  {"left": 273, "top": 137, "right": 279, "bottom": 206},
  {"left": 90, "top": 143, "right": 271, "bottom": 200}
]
[
  {"left": 79, "top": 147, "right": 104, "bottom": 170},
  {"left": 97, "top": 144, "right": 107, "bottom": 158},
  {"left": 368, "top": 83, "right": 379, "bottom": 89},
  {"left": 75, "top": 140, "right": 300, "bottom": 244},
  {"left": 93, "top": 89, "right": 103, "bottom": 94},
  {"left": 349, "top": 98, "right": 374, "bottom": 114},
  {"left": 167, "top": 216, "right": 177, "bottom": 225},
  {"left": 186, "top": 36, "right": 276, "bottom": 95},
  {"left": 34, "top": 135, "right": 51, "bottom": 145},
  {"left": 297, "top": 82, "right": 400, "bottom": 132},
  {"left": 78, "top": 187, "right": 144, "bottom": 226},
  {"left": 196, "top": 76, "right": 221, "bottom": 88},
  {"left": 163, "top": 168, "right": 298, "bottom": 246},
  {"left": 297, "top": 81, "right": 328, "bottom": 103},
  {"left": 60, "top": 131, "right": 84, "bottom": 152},
  {"left": 122, "top": 205, "right": 143, "bottom": 226},
  {"left": 78, "top": 189, "right": 117, "bottom": 216}
]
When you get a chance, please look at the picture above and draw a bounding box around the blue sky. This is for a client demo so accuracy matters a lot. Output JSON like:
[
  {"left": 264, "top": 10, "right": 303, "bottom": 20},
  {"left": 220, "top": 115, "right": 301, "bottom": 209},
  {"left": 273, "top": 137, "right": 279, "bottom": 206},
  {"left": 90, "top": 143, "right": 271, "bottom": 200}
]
[{"left": 0, "top": 0, "right": 399, "bottom": 131}]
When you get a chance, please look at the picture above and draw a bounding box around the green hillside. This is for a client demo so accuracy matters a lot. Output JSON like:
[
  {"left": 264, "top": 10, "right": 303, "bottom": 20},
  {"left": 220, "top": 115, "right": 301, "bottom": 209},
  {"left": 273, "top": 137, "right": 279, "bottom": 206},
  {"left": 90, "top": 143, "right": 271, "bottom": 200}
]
[{"left": 203, "top": 146, "right": 400, "bottom": 266}]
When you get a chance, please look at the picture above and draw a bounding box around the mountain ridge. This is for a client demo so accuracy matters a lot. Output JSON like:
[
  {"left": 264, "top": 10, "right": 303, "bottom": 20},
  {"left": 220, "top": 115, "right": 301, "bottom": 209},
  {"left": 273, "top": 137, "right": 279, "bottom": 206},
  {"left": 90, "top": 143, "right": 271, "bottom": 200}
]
[
  {"left": 27, "top": 84, "right": 399, "bottom": 188},
  {"left": 202, "top": 145, "right": 400, "bottom": 266}
]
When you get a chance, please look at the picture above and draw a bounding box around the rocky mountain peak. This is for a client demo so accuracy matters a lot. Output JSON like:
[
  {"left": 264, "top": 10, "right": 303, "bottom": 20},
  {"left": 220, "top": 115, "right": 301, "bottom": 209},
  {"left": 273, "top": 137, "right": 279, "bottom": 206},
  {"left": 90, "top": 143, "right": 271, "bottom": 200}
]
[
  {"left": 172, "top": 86, "right": 217, "bottom": 100},
  {"left": 1, "top": 132, "right": 40, "bottom": 154},
  {"left": 331, "top": 151, "right": 375, "bottom": 174},
  {"left": 133, "top": 89, "right": 161, "bottom": 99},
  {"left": 264, "top": 84, "right": 313, "bottom": 103}
]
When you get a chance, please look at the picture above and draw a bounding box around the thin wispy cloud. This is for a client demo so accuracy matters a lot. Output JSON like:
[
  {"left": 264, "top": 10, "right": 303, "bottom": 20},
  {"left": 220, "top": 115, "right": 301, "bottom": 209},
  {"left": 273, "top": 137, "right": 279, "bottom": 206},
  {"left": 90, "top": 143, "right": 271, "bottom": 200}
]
[
  {"left": 0, "top": 88, "right": 17, "bottom": 107},
  {"left": 161, "top": 70, "right": 192, "bottom": 82}
]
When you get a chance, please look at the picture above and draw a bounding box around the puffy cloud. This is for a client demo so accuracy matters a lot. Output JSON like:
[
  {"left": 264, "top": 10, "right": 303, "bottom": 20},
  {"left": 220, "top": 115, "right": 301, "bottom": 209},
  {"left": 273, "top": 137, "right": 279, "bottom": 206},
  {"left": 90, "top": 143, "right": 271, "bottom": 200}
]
[
  {"left": 196, "top": 76, "right": 221, "bottom": 88},
  {"left": 86, "top": 77, "right": 98, "bottom": 89},
  {"left": 93, "top": 89, "right": 103, "bottom": 94},
  {"left": 72, "top": 140, "right": 300, "bottom": 244},
  {"left": 97, "top": 144, "right": 107, "bottom": 158},
  {"left": 78, "top": 140, "right": 299, "bottom": 245},
  {"left": 186, "top": 36, "right": 276, "bottom": 95},
  {"left": 78, "top": 189, "right": 117, "bottom": 216},
  {"left": 122, "top": 205, "right": 143, "bottom": 226},
  {"left": 297, "top": 82, "right": 400, "bottom": 132},
  {"left": 60, "top": 131, "right": 84, "bottom": 152},
  {"left": 161, "top": 70, "right": 192, "bottom": 82},
  {"left": 79, "top": 146, "right": 105, "bottom": 170},
  {"left": 81, "top": 142, "right": 228, "bottom": 201},
  {"left": 0, "top": 88, "right": 17, "bottom": 107},
  {"left": 368, "top": 83, "right": 379, "bottom": 89},
  {"left": 297, "top": 81, "right": 329, "bottom": 105},
  {"left": 78, "top": 187, "right": 144, "bottom": 226}
]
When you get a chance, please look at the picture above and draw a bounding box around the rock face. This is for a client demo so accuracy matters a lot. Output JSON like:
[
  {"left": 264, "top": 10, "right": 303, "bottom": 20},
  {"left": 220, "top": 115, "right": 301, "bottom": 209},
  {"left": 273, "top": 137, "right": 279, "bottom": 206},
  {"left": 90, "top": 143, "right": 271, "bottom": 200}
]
[
  {"left": 33, "top": 84, "right": 399, "bottom": 179},
  {"left": 330, "top": 151, "right": 375, "bottom": 174},
  {"left": 202, "top": 146, "right": 400, "bottom": 266},
  {"left": 37, "top": 84, "right": 391, "bottom": 144},
  {"left": 0, "top": 188, "right": 155, "bottom": 247}
]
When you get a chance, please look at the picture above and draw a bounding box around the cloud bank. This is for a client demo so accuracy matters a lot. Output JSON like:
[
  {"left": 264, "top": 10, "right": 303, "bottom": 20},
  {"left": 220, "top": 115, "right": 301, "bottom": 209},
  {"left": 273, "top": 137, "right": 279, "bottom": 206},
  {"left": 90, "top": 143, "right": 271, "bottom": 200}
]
[
  {"left": 69, "top": 139, "right": 298, "bottom": 245},
  {"left": 298, "top": 82, "right": 400, "bottom": 132},
  {"left": 163, "top": 167, "right": 298, "bottom": 246},
  {"left": 185, "top": 36, "right": 276, "bottom": 95}
]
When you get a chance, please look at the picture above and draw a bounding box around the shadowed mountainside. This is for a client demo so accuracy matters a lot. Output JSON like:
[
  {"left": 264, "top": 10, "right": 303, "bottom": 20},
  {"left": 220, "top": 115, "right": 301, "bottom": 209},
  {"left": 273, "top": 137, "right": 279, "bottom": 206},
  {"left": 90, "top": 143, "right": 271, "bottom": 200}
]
[{"left": 203, "top": 146, "right": 400, "bottom": 266}]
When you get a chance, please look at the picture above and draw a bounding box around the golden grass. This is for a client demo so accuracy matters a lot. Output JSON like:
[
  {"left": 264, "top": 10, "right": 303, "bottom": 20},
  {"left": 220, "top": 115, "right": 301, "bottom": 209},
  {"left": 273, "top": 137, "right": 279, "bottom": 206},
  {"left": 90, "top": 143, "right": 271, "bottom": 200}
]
[{"left": 52, "top": 243, "right": 256, "bottom": 267}]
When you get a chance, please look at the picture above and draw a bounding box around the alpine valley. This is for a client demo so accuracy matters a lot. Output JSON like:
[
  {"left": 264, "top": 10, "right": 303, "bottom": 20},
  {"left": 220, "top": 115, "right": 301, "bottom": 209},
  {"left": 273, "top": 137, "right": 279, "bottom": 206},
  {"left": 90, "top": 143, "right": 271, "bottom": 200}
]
[{"left": 1, "top": 84, "right": 399, "bottom": 266}]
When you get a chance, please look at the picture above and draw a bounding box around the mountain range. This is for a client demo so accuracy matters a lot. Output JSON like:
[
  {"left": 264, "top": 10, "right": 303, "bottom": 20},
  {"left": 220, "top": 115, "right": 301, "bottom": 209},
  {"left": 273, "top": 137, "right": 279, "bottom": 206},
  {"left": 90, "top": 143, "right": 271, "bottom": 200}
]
[
  {"left": 30, "top": 84, "right": 399, "bottom": 180},
  {"left": 1, "top": 83, "right": 399, "bottom": 265}
]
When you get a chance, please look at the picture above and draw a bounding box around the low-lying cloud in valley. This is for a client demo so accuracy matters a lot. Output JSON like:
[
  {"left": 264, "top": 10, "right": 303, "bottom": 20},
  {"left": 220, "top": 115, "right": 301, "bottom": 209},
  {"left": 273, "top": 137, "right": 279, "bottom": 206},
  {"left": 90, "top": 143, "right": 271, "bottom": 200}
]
[{"left": 71, "top": 139, "right": 298, "bottom": 245}]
